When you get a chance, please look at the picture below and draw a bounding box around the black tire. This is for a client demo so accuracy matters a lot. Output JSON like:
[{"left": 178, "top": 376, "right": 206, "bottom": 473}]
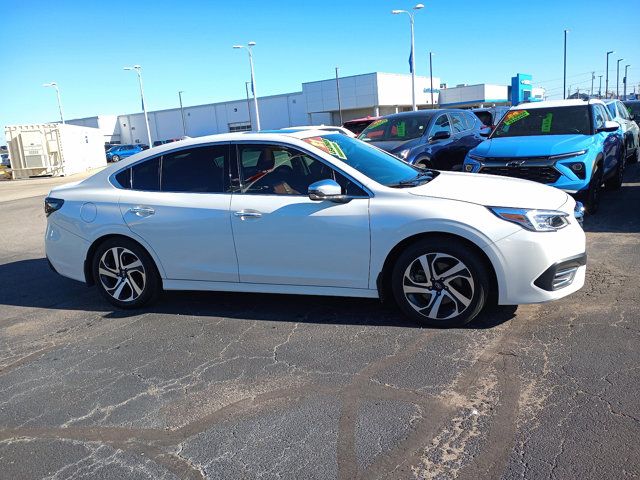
[
  {"left": 112, "top": 155, "right": 120, "bottom": 162},
  {"left": 585, "top": 166, "right": 603, "bottom": 214},
  {"left": 415, "top": 157, "right": 432, "bottom": 169},
  {"left": 630, "top": 146, "right": 640, "bottom": 164},
  {"left": 92, "top": 237, "right": 161, "bottom": 309},
  {"left": 391, "top": 238, "right": 490, "bottom": 328},
  {"left": 605, "top": 150, "right": 625, "bottom": 191}
]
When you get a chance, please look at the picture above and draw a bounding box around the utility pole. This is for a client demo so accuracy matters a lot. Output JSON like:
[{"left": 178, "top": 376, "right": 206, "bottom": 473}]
[
  {"left": 605, "top": 50, "right": 614, "bottom": 99},
  {"left": 623, "top": 64, "right": 630, "bottom": 100},
  {"left": 178, "top": 91, "right": 187, "bottom": 136},
  {"left": 429, "top": 51, "right": 435, "bottom": 109},
  {"left": 244, "top": 82, "right": 253, "bottom": 129},
  {"left": 335, "top": 67, "right": 343, "bottom": 125},
  {"left": 598, "top": 75, "right": 603, "bottom": 98},
  {"left": 616, "top": 58, "right": 623, "bottom": 98},
  {"left": 563, "top": 29, "right": 568, "bottom": 99},
  {"left": 590, "top": 72, "right": 595, "bottom": 96}
]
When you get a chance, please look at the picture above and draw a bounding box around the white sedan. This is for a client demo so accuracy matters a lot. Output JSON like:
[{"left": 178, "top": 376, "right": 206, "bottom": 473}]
[{"left": 45, "top": 129, "right": 586, "bottom": 327}]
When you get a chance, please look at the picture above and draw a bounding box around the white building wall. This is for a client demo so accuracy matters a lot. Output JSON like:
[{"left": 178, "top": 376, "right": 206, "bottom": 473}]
[
  {"left": 376, "top": 73, "right": 440, "bottom": 107},
  {"left": 439, "top": 84, "right": 508, "bottom": 107}
]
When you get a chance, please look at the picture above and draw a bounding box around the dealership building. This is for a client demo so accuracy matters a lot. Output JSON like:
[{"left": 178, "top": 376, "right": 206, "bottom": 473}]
[
  {"left": 67, "top": 72, "right": 441, "bottom": 145},
  {"left": 63, "top": 71, "right": 542, "bottom": 146}
]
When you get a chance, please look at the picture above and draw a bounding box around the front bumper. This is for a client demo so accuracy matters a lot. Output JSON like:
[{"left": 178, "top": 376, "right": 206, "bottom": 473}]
[{"left": 483, "top": 219, "right": 586, "bottom": 305}]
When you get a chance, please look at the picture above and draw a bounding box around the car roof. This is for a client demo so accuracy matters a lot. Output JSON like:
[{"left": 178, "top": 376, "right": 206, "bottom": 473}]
[
  {"left": 376, "top": 109, "right": 468, "bottom": 120},
  {"left": 513, "top": 99, "right": 603, "bottom": 109}
]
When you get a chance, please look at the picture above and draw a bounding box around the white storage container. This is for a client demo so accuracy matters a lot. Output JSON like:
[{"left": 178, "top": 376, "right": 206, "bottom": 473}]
[{"left": 4, "top": 123, "right": 107, "bottom": 179}]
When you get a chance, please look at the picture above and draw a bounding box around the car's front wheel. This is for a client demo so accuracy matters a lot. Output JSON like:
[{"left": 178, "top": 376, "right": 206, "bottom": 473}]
[
  {"left": 391, "top": 239, "right": 489, "bottom": 328},
  {"left": 92, "top": 238, "right": 160, "bottom": 309},
  {"left": 585, "top": 165, "right": 603, "bottom": 214},
  {"left": 112, "top": 154, "right": 120, "bottom": 162},
  {"left": 605, "top": 150, "right": 625, "bottom": 191}
]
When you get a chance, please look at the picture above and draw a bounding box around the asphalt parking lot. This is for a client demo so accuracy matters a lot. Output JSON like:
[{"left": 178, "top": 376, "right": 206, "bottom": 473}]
[{"left": 0, "top": 165, "right": 638, "bottom": 480}]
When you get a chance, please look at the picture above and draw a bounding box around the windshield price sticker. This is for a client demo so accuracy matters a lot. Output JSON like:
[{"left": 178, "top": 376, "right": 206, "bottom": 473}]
[
  {"left": 303, "top": 137, "right": 347, "bottom": 160},
  {"left": 541, "top": 113, "right": 553, "bottom": 133},
  {"left": 368, "top": 118, "right": 388, "bottom": 129},
  {"left": 396, "top": 121, "right": 406, "bottom": 138},
  {"left": 503, "top": 110, "right": 529, "bottom": 126}
]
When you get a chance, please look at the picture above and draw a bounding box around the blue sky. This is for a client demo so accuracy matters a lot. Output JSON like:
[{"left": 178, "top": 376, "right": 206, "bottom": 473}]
[{"left": 2, "top": 0, "right": 638, "bottom": 129}]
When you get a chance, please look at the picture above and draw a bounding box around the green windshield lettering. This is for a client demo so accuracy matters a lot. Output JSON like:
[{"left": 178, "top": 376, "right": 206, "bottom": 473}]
[{"left": 541, "top": 113, "right": 553, "bottom": 133}]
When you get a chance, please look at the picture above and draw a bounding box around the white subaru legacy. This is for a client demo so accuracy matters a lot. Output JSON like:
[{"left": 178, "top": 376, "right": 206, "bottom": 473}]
[{"left": 45, "top": 130, "right": 586, "bottom": 327}]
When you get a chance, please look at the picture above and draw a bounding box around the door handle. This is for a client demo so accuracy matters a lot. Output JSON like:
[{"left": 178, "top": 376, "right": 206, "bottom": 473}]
[
  {"left": 130, "top": 206, "right": 155, "bottom": 217},
  {"left": 234, "top": 210, "right": 262, "bottom": 219}
]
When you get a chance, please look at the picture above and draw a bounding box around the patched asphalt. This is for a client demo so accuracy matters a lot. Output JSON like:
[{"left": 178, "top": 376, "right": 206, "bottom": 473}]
[{"left": 0, "top": 163, "right": 638, "bottom": 479}]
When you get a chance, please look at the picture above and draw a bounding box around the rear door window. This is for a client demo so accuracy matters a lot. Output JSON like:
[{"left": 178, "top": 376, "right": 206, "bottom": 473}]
[
  {"left": 161, "top": 145, "right": 227, "bottom": 193},
  {"left": 450, "top": 113, "right": 467, "bottom": 133},
  {"left": 430, "top": 115, "right": 451, "bottom": 137},
  {"left": 131, "top": 157, "right": 160, "bottom": 191}
]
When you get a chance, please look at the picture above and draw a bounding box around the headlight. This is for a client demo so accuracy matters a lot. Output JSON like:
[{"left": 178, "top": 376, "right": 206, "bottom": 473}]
[
  {"left": 397, "top": 149, "right": 411, "bottom": 160},
  {"left": 489, "top": 207, "right": 570, "bottom": 232},
  {"left": 549, "top": 150, "right": 587, "bottom": 161},
  {"left": 468, "top": 153, "right": 486, "bottom": 161}
]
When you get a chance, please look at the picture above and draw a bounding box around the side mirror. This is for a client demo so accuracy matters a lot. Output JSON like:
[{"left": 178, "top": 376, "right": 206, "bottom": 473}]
[
  {"left": 479, "top": 127, "right": 492, "bottom": 137},
  {"left": 597, "top": 120, "right": 620, "bottom": 133},
  {"left": 430, "top": 131, "right": 451, "bottom": 141},
  {"left": 308, "top": 179, "right": 349, "bottom": 203}
]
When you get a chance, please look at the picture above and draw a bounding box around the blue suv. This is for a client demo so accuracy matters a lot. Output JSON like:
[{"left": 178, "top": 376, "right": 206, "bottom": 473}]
[
  {"left": 358, "top": 110, "right": 486, "bottom": 171},
  {"left": 463, "top": 100, "right": 624, "bottom": 213},
  {"left": 106, "top": 144, "right": 144, "bottom": 162}
]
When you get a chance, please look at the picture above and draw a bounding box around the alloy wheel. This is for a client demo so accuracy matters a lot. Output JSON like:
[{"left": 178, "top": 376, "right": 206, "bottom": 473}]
[
  {"left": 402, "top": 253, "right": 475, "bottom": 320},
  {"left": 98, "top": 247, "right": 146, "bottom": 302}
]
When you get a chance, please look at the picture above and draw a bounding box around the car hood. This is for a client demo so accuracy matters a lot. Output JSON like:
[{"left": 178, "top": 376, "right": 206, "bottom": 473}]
[
  {"left": 367, "top": 138, "right": 421, "bottom": 153},
  {"left": 473, "top": 134, "right": 594, "bottom": 157},
  {"left": 408, "top": 170, "right": 569, "bottom": 210}
]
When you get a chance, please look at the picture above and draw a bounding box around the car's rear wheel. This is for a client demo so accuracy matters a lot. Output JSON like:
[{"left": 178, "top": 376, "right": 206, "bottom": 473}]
[
  {"left": 415, "top": 157, "right": 431, "bottom": 169},
  {"left": 605, "top": 150, "right": 625, "bottom": 191},
  {"left": 112, "top": 154, "right": 120, "bottom": 162},
  {"left": 391, "top": 239, "right": 489, "bottom": 328},
  {"left": 585, "top": 165, "right": 603, "bottom": 214},
  {"left": 92, "top": 238, "right": 160, "bottom": 309}
]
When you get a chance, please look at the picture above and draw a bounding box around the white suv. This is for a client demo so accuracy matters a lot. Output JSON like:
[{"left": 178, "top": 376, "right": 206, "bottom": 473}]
[{"left": 45, "top": 130, "right": 586, "bottom": 327}]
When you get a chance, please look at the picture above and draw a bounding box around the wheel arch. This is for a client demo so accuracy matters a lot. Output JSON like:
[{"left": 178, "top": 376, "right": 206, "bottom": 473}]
[
  {"left": 376, "top": 231, "right": 499, "bottom": 305},
  {"left": 84, "top": 233, "right": 163, "bottom": 287}
]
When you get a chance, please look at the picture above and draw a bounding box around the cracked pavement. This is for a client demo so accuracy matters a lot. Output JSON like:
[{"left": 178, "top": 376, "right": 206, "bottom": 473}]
[{"left": 0, "top": 163, "right": 638, "bottom": 479}]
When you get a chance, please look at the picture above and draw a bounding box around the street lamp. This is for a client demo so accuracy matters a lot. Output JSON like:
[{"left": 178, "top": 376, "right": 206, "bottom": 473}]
[
  {"left": 178, "top": 91, "right": 187, "bottom": 136},
  {"left": 233, "top": 42, "right": 261, "bottom": 131},
  {"left": 392, "top": 3, "right": 424, "bottom": 111},
  {"left": 563, "top": 29, "right": 569, "bottom": 100},
  {"left": 42, "top": 82, "right": 65, "bottom": 124},
  {"left": 123, "top": 65, "right": 152, "bottom": 146},
  {"left": 605, "top": 51, "right": 614, "bottom": 99},
  {"left": 616, "top": 58, "right": 624, "bottom": 99},
  {"left": 598, "top": 75, "right": 603, "bottom": 98},
  {"left": 623, "top": 64, "right": 631, "bottom": 100},
  {"left": 429, "top": 51, "right": 435, "bottom": 108}
]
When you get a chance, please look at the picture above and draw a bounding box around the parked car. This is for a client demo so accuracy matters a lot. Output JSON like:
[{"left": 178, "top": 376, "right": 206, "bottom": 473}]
[
  {"left": 358, "top": 110, "right": 487, "bottom": 171},
  {"left": 623, "top": 100, "right": 640, "bottom": 129},
  {"left": 463, "top": 99, "right": 624, "bottom": 214},
  {"left": 342, "top": 116, "right": 380, "bottom": 136},
  {"left": 44, "top": 130, "right": 586, "bottom": 328},
  {"left": 472, "top": 106, "right": 510, "bottom": 130},
  {"left": 152, "top": 139, "right": 180, "bottom": 147},
  {"left": 605, "top": 99, "right": 640, "bottom": 163},
  {"left": 1, "top": 153, "right": 9, "bottom": 167},
  {"left": 106, "top": 144, "right": 144, "bottom": 162}
]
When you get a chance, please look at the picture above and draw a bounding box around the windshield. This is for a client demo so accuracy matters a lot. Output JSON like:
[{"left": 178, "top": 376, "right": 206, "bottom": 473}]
[
  {"left": 491, "top": 106, "right": 592, "bottom": 138},
  {"left": 303, "top": 134, "right": 433, "bottom": 187},
  {"left": 624, "top": 102, "right": 640, "bottom": 117},
  {"left": 358, "top": 114, "right": 431, "bottom": 142}
]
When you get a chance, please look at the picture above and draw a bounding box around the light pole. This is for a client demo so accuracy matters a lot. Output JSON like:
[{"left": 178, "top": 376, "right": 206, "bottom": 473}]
[
  {"left": 616, "top": 58, "right": 624, "bottom": 99},
  {"left": 429, "top": 51, "right": 435, "bottom": 108},
  {"left": 233, "top": 42, "right": 261, "bottom": 131},
  {"left": 623, "top": 64, "right": 630, "bottom": 100},
  {"left": 392, "top": 4, "right": 424, "bottom": 111},
  {"left": 563, "top": 29, "right": 568, "bottom": 99},
  {"left": 124, "top": 65, "right": 152, "bottom": 146},
  {"left": 598, "top": 75, "right": 603, "bottom": 98},
  {"left": 335, "top": 67, "right": 343, "bottom": 125},
  {"left": 42, "top": 82, "right": 65, "bottom": 124},
  {"left": 244, "top": 82, "right": 253, "bottom": 129},
  {"left": 605, "top": 51, "right": 614, "bottom": 99},
  {"left": 590, "top": 72, "right": 595, "bottom": 96},
  {"left": 178, "top": 91, "right": 187, "bottom": 136}
]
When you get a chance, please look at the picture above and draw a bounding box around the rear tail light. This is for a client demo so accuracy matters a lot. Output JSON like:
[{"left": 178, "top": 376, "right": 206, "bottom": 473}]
[{"left": 44, "top": 197, "right": 64, "bottom": 216}]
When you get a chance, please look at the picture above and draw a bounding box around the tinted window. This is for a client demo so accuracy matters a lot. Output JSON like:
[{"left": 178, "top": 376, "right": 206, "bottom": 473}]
[
  {"left": 238, "top": 144, "right": 358, "bottom": 196},
  {"left": 617, "top": 102, "right": 629, "bottom": 120},
  {"left": 115, "top": 169, "right": 131, "bottom": 189},
  {"left": 430, "top": 115, "right": 451, "bottom": 137},
  {"left": 450, "top": 113, "right": 466, "bottom": 133},
  {"left": 474, "top": 111, "right": 493, "bottom": 127},
  {"left": 623, "top": 102, "right": 640, "bottom": 117},
  {"left": 492, "top": 106, "right": 591, "bottom": 137},
  {"left": 161, "top": 145, "right": 226, "bottom": 193},
  {"left": 593, "top": 105, "right": 608, "bottom": 129},
  {"left": 464, "top": 112, "right": 478, "bottom": 129},
  {"left": 131, "top": 157, "right": 160, "bottom": 191},
  {"left": 606, "top": 103, "right": 617, "bottom": 118},
  {"left": 303, "top": 134, "right": 432, "bottom": 188},
  {"left": 359, "top": 114, "right": 430, "bottom": 142}
]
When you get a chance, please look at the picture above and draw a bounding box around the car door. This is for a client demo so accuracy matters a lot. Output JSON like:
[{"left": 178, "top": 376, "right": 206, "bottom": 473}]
[
  {"left": 616, "top": 101, "right": 639, "bottom": 152},
  {"left": 427, "top": 114, "right": 455, "bottom": 170},
  {"left": 229, "top": 142, "right": 371, "bottom": 288},
  {"left": 593, "top": 104, "right": 621, "bottom": 175},
  {"left": 116, "top": 143, "right": 239, "bottom": 282}
]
